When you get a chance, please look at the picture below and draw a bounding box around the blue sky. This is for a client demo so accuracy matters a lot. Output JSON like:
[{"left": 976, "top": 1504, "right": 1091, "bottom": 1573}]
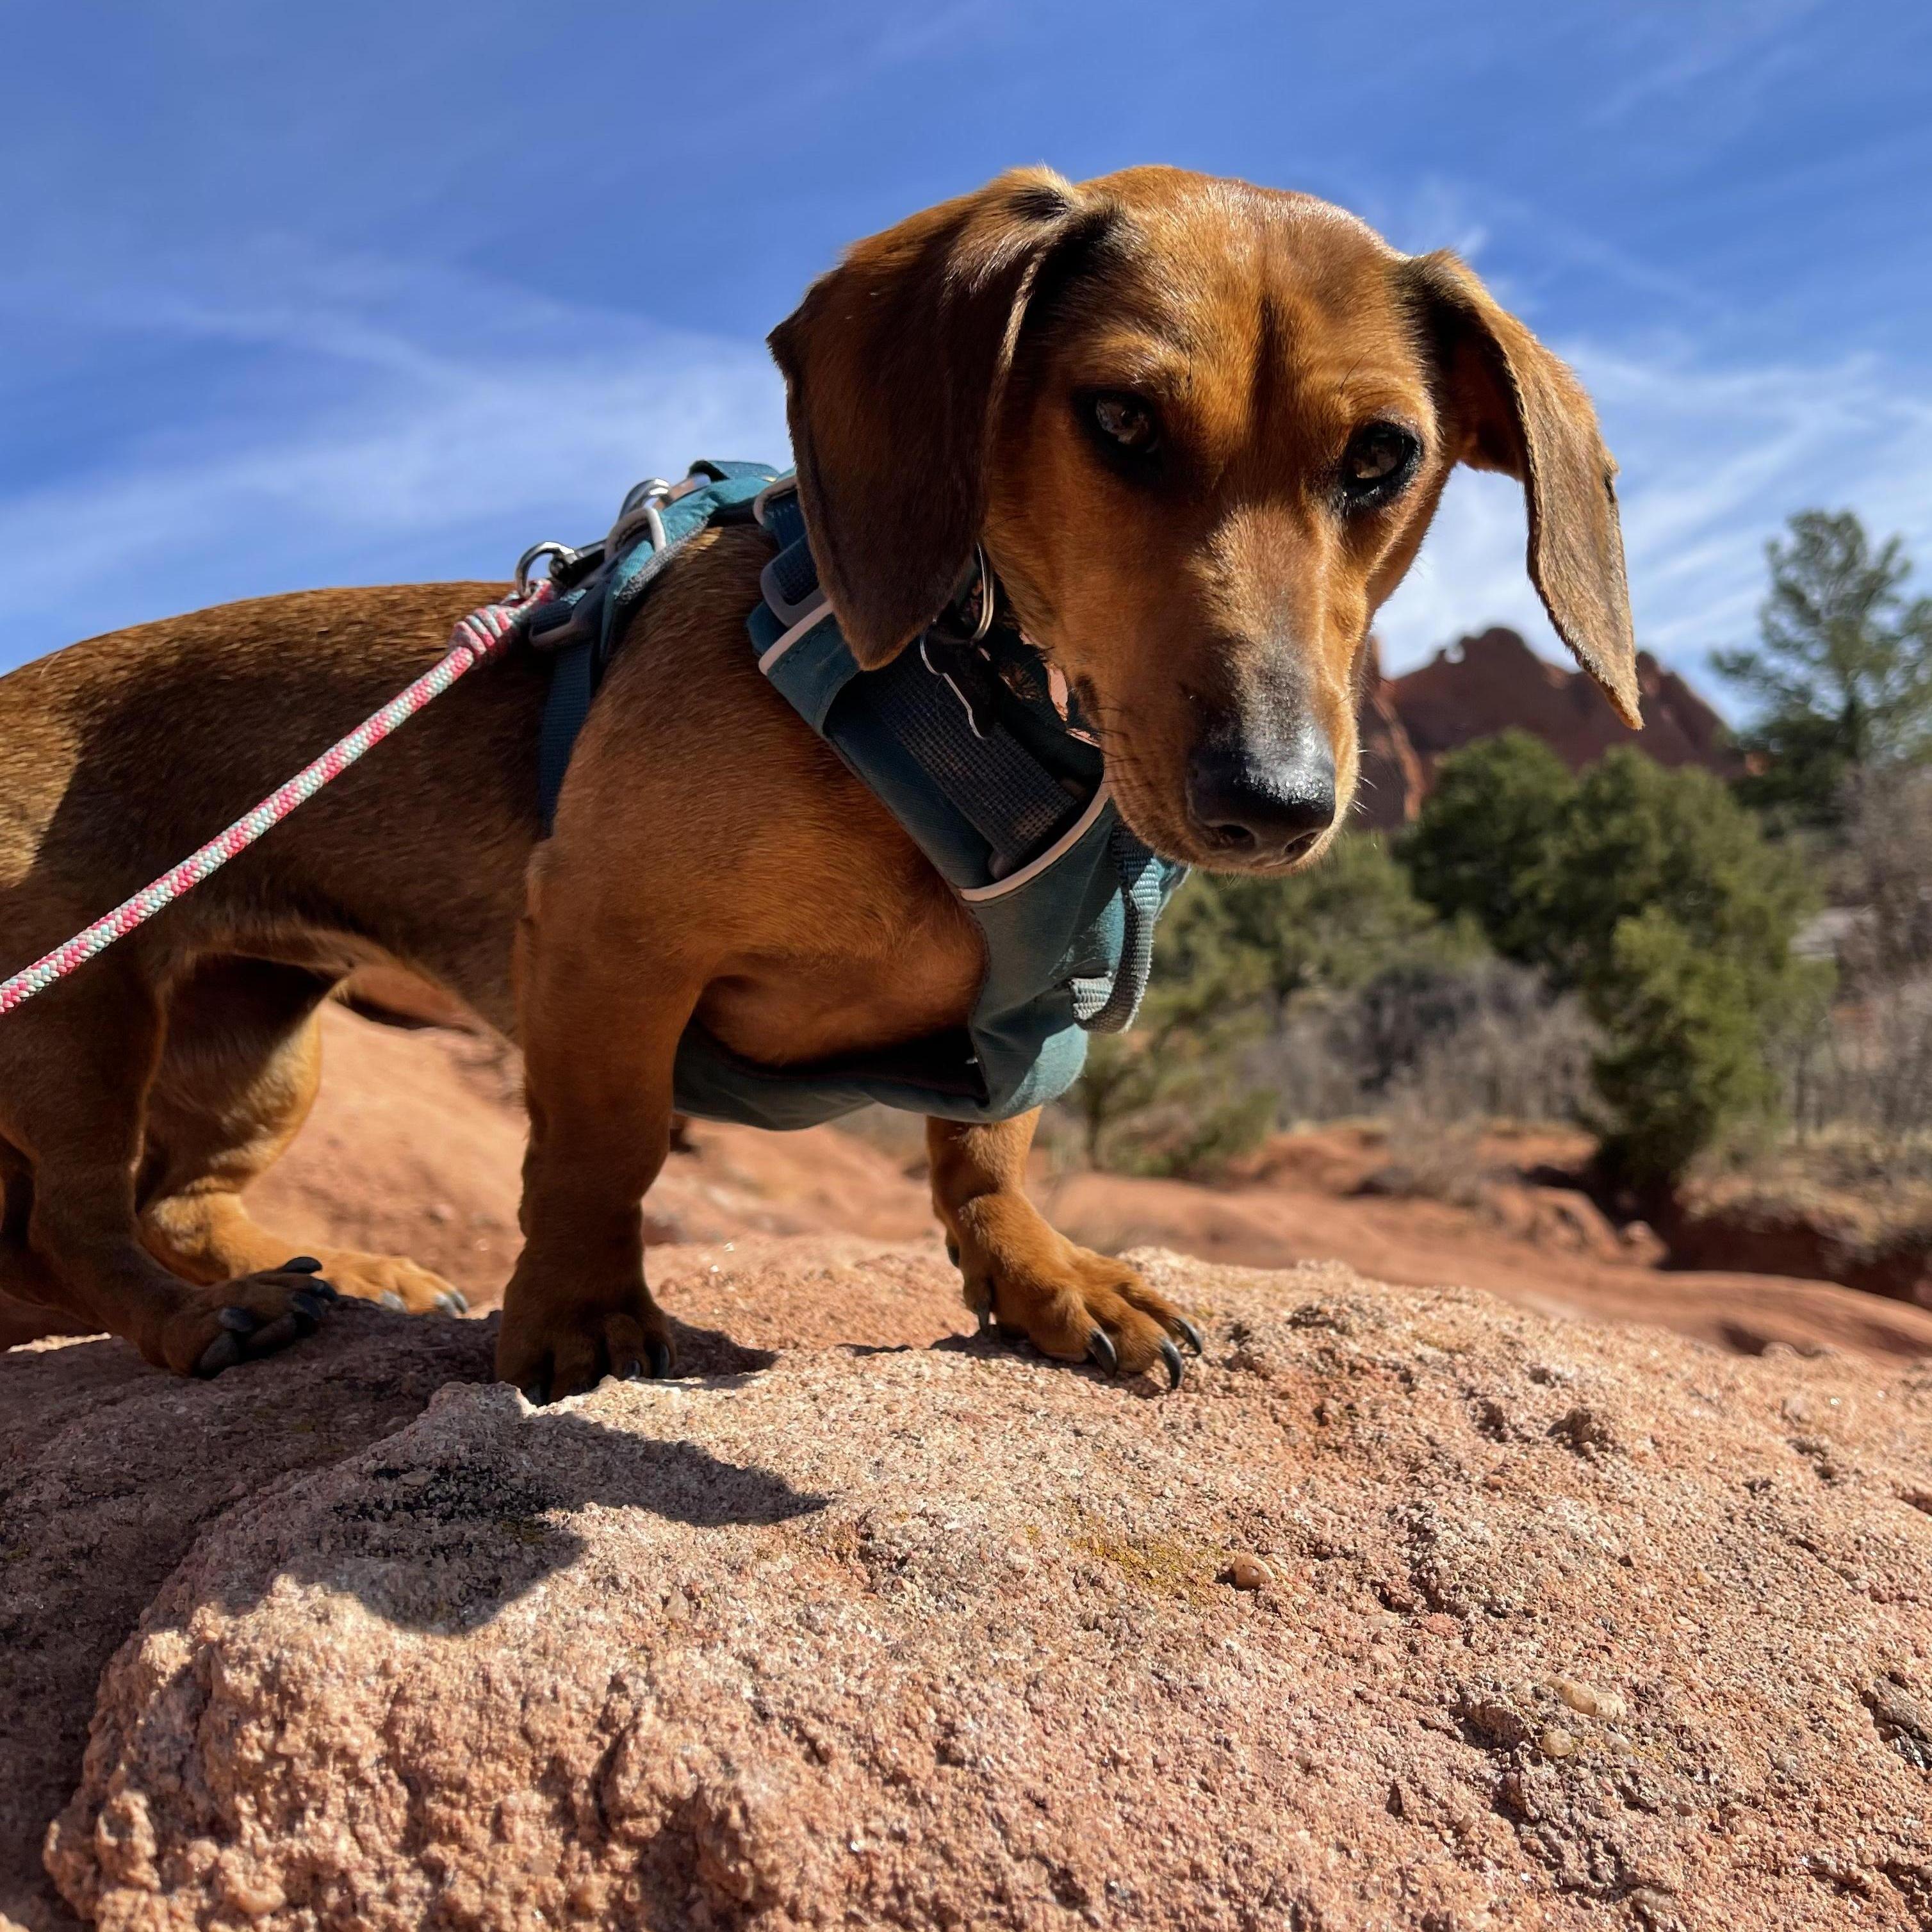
[{"left": 3, "top": 1, "right": 1928, "bottom": 701}]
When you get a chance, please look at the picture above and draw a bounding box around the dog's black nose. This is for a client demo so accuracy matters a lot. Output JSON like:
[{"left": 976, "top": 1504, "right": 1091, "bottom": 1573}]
[{"left": 1186, "top": 728, "right": 1336, "bottom": 859}]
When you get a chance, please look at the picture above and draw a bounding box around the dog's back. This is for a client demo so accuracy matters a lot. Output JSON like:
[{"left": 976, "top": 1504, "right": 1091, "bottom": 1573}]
[{"left": 0, "top": 586, "right": 549, "bottom": 956}]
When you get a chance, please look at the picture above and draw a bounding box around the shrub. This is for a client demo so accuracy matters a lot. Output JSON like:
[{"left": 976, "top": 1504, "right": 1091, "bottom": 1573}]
[
  {"left": 1405, "top": 740, "right": 1825, "bottom": 1188},
  {"left": 1534, "top": 753, "right": 1818, "bottom": 998},
  {"left": 1170, "top": 831, "right": 1475, "bottom": 1025},
  {"left": 1400, "top": 732, "right": 1574, "bottom": 958},
  {"left": 1059, "top": 837, "right": 1594, "bottom": 1172},
  {"left": 1587, "top": 908, "right": 1781, "bottom": 1188}
]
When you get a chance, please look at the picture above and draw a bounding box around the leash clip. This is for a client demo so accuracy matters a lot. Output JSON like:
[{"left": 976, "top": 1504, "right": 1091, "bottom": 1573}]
[{"left": 514, "top": 541, "right": 585, "bottom": 599}]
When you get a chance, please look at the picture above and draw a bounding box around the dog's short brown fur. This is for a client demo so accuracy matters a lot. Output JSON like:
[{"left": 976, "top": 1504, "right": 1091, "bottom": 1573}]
[{"left": 0, "top": 167, "right": 1636, "bottom": 1395}]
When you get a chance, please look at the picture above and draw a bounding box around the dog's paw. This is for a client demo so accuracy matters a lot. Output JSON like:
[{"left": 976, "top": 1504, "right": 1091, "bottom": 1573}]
[
  {"left": 154, "top": 1260, "right": 341, "bottom": 1378},
  {"left": 311, "top": 1248, "right": 468, "bottom": 1316},
  {"left": 950, "top": 1206, "right": 1202, "bottom": 1389},
  {"left": 495, "top": 1280, "right": 673, "bottom": 1404}
]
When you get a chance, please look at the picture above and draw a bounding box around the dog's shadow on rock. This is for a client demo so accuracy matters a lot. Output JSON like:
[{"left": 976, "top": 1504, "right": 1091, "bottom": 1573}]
[
  {"left": 272, "top": 1398, "right": 827, "bottom": 1634},
  {"left": 119, "top": 1305, "right": 820, "bottom": 1637},
  {"left": 0, "top": 1298, "right": 799, "bottom": 1912}
]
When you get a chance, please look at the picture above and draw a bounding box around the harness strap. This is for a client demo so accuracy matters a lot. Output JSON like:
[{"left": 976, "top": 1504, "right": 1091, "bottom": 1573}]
[
  {"left": 753, "top": 486, "right": 1086, "bottom": 879},
  {"left": 526, "top": 460, "right": 1178, "bottom": 1058},
  {"left": 532, "top": 461, "right": 778, "bottom": 831},
  {"left": 1069, "top": 824, "right": 1163, "bottom": 1033}
]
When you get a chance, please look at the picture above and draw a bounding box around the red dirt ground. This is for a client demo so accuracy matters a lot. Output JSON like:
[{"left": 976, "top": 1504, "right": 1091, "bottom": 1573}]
[
  {"left": 268, "top": 1007, "right": 1932, "bottom": 1363},
  {"left": 9, "top": 1000, "right": 1932, "bottom": 1364}
]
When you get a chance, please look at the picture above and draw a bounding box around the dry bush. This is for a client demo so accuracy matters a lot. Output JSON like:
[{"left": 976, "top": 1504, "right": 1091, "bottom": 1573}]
[
  {"left": 1777, "top": 975, "right": 1932, "bottom": 1173},
  {"left": 1245, "top": 958, "right": 1600, "bottom": 1134},
  {"left": 1368, "top": 1109, "right": 1493, "bottom": 1208},
  {"left": 1776, "top": 769, "right": 1932, "bottom": 1165}
]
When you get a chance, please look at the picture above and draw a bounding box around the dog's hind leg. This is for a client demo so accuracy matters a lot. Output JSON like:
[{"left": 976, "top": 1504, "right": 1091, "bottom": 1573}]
[
  {"left": 138, "top": 959, "right": 467, "bottom": 1316},
  {"left": 0, "top": 958, "right": 338, "bottom": 1376},
  {"left": 0, "top": 1138, "right": 93, "bottom": 1341}
]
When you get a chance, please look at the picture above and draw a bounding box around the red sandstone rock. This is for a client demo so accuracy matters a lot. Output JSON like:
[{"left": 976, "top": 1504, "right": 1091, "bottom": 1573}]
[
  {"left": 33, "top": 1248, "right": 1932, "bottom": 1932},
  {"left": 1388, "top": 626, "right": 1737, "bottom": 784},
  {"left": 1352, "top": 635, "right": 1428, "bottom": 830}
]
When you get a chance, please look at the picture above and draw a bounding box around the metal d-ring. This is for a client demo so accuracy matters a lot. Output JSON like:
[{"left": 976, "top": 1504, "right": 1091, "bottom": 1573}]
[
  {"left": 965, "top": 543, "right": 995, "bottom": 644},
  {"left": 514, "top": 541, "right": 576, "bottom": 598}
]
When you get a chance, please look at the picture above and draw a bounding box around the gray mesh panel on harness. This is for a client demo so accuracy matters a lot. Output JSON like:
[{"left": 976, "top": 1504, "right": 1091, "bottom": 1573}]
[{"left": 864, "top": 657, "right": 1078, "bottom": 875}]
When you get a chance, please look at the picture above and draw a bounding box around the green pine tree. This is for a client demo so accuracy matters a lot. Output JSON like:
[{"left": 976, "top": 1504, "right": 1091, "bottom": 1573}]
[{"left": 1716, "top": 510, "right": 1932, "bottom": 830}]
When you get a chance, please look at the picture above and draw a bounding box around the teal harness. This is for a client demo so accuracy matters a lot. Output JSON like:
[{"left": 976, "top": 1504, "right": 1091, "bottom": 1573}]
[{"left": 524, "top": 462, "right": 1188, "bottom": 1131}]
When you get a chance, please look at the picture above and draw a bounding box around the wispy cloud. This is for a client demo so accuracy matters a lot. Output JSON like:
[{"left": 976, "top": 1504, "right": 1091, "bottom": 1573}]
[
  {"left": 1376, "top": 331, "right": 1932, "bottom": 700},
  {"left": 9, "top": 229, "right": 1931, "bottom": 729},
  {"left": 1583, "top": 0, "right": 1826, "bottom": 131},
  {"left": 0, "top": 248, "right": 790, "bottom": 664}
]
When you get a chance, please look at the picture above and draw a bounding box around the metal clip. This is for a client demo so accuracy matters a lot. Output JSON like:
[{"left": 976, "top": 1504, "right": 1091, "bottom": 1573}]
[
  {"left": 605, "top": 478, "right": 675, "bottom": 559},
  {"left": 920, "top": 546, "right": 1003, "bottom": 735},
  {"left": 514, "top": 541, "right": 582, "bottom": 598}
]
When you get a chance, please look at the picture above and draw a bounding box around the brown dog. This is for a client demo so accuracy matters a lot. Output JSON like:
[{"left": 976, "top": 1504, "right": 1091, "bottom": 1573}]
[{"left": 0, "top": 166, "right": 1637, "bottom": 1396}]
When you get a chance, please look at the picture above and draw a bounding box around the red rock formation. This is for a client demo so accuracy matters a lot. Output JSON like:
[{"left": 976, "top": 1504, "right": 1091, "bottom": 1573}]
[
  {"left": 1387, "top": 626, "right": 1737, "bottom": 783},
  {"left": 35, "top": 1250, "right": 1932, "bottom": 1932}
]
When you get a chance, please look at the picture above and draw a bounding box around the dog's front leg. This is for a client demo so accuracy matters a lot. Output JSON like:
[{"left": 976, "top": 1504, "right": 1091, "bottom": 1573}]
[
  {"left": 497, "top": 883, "right": 696, "bottom": 1403},
  {"left": 927, "top": 1112, "right": 1202, "bottom": 1386}
]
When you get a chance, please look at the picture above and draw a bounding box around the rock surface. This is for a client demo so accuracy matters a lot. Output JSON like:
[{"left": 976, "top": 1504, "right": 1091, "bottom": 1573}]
[
  {"left": 0, "top": 1237, "right": 963, "bottom": 1932},
  {"left": 33, "top": 1248, "right": 1932, "bottom": 1931}
]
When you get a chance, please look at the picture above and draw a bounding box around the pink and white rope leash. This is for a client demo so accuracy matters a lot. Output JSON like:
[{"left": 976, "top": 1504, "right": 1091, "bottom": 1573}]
[{"left": 0, "top": 582, "right": 553, "bottom": 1017}]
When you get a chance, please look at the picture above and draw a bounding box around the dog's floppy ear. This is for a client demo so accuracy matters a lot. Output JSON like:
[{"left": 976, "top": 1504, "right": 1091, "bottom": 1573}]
[
  {"left": 770, "top": 168, "right": 1104, "bottom": 667},
  {"left": 1406, "top": 252, "right": 1642, "bottom": 727}
]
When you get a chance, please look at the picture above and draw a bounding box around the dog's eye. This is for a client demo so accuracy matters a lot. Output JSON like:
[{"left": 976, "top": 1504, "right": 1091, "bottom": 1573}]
[
  {"left": 1089, "top": 392, "right": 1158, "bottom": 454},
  {"left": 1339, "top": 423, "right": 1418, "bottom": 503}
]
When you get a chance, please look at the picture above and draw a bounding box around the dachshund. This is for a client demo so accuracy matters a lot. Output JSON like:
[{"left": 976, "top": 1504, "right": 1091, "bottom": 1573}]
[{"left": 0, "top": 166, "right": 1637, "bottom": 1396}]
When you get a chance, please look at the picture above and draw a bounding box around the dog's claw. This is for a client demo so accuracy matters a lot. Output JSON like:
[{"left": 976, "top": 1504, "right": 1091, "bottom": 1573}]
[
  {"left": 618, "top": 1359, "right": 645, "bottom": 1381},
  {"left": 646, "top": 1337, "right": 673, "bottom": 1379},
  {"left": 1159, "top": 1338, "right": 1184, "bottom": 1390},
  {"left": 1086, "top": 1328, "right": 1118, "bottom": 1373},
  {"left": 945, "top": 1237, "right": 962, "bottom": 1267},
  {"left": 282, "top": 1256, "right": 325, "bottom": 1275},
  {"left": 216, "top": 1305, "right": 259, "bottom": 1334},
  {"left": 976, "top": 1304, "right": 992, "bottom": 1336},
  {"left": 434, "top": 1289, "right": 467, "bottom": 1315},
  {"left": 1175, "top": 1317, "right": 1204, "bottom": 1357},
  {"left": 291, "top": 1289, "right": 332, "bottom": 1324},
  {"left": 521, "top": 1377, "right": 550, "bottom": 1407},
  {"left": 195, "top": 1330, "right": 245, "bottom": 1377},
  {"left": 379, "top": 1291, "right": 405, "bottom": 1313}
]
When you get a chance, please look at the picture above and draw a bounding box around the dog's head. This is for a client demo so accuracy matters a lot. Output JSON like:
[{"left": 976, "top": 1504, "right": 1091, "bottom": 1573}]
[{"left": 771, "top": 166, "right": 1637, "bottom": 873}]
